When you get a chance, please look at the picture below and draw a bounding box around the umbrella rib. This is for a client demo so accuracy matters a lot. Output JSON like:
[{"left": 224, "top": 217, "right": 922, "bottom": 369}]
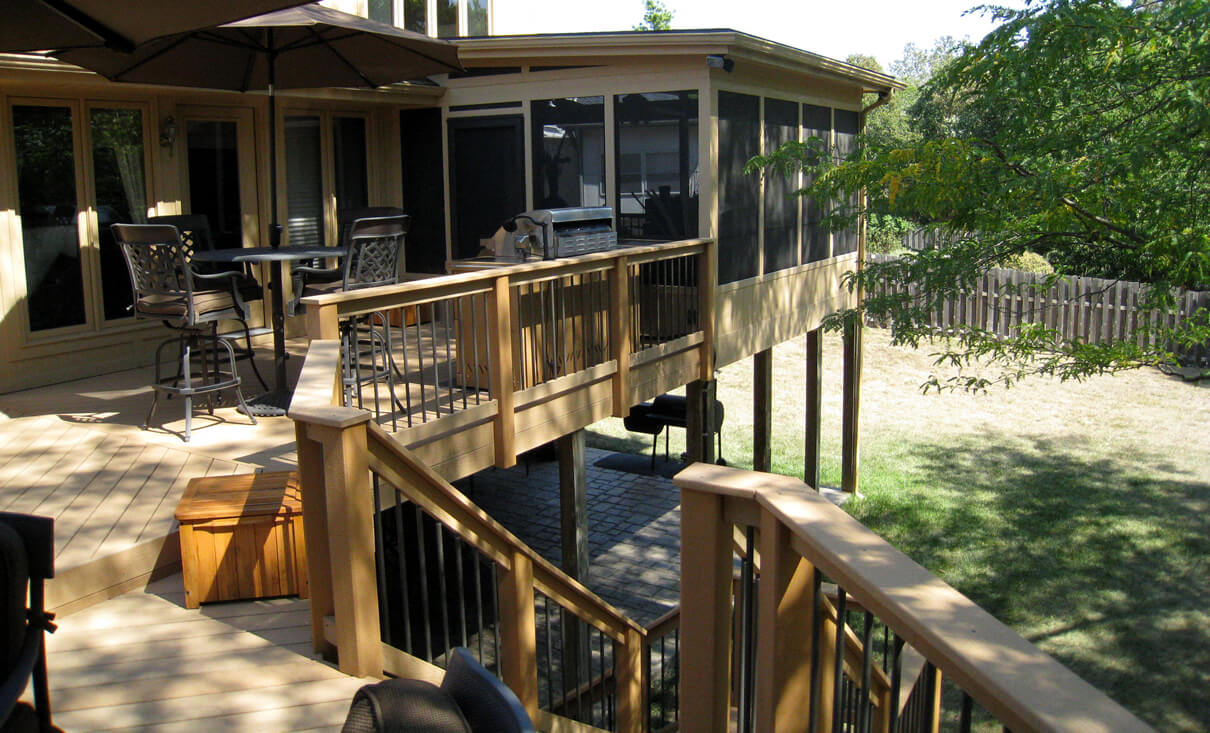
[
  {"left": 364, "top": 35, "right": 463, "bottom": 73},
  {"left": 304, "top": 27, "right": 377, "bottom": 87},
  {"left": 108, "top": 34, "right": 194, "bottom": 81}
]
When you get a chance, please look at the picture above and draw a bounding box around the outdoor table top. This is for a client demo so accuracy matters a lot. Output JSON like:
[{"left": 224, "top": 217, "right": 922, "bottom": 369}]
[{"left": 193, "top": 245, "right": 342, "bottom": 263}]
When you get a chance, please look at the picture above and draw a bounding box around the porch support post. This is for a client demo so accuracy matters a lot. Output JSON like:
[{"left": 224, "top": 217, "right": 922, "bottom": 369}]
[
  {"left": 499, "top": 550, "right": 539, "bottom": 720},
  {"left": 610, "top": 257, "right": 632, "bottom": 415},
  {"left": 679, "top": 486, "right": 732, "bottom": 730},
  {"left": 754, "top": 506, "right": 816, "bottom": 732},
  {"left": 490, "top": 274, "right": 517, "bottom": 468},
  {"left": 804, "top": 328, "right": 822, "bottom": 489},
  {"left": 841, "top": 314, "right": 862, "bottom": 493},
  {"left": 558, "top": 429, "right": 590, "bottom": 690},
  {"left": 686, "top": 379, "right": 717, "bottom": 465},
  {"left": 753, "top": 348, "right": 773, "bottom": 472}
]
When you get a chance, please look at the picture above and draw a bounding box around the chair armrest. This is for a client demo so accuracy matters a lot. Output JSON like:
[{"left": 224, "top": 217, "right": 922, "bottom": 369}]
[{"left": 292, "top": 265, "right": 341, "bottom": 279}]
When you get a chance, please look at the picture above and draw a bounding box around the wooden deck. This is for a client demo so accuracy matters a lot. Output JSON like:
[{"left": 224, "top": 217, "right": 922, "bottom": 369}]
[
  {"left": 47, "top": 574, "right": 368, "bottom": 732},
  {"left": 0, "top": 349, "right": 303, "bottom": 615}
]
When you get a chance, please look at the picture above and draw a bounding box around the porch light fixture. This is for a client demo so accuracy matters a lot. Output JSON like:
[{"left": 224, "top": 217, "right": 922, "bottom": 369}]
[
  {"left": 159, "top": 115, "right": 178, "bottom": 149},
  {"left": 706, "top": 55, "right": 734, "bottom": 72}
]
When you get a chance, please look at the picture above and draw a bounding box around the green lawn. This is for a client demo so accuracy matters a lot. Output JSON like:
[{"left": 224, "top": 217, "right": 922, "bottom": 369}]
[{"left": 586, "top": 329, "right": 1210, "bottom": 732}]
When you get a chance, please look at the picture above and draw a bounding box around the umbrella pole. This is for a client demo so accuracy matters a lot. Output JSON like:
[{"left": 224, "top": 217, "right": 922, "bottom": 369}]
[{"left": 266, "top": 35, "right": 290, "bottom": 398}]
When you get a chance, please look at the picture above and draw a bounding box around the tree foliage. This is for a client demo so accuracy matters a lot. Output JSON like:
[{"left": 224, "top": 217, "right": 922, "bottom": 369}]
[
  {"left": 753, "top": 0, "right": 1210, "bottom": 388},
  {"left": 633, "top": 0, "right": 673, "bottom": 31}
]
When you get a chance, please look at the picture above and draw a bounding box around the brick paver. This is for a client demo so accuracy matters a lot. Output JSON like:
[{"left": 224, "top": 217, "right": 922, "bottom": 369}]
[{"left": 458, "top": 447, "right": 681, "bottom": 626}]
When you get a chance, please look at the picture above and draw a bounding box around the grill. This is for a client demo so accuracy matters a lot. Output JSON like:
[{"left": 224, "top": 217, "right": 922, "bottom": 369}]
[{"left": 504, "top": 206, "right": 616, "bottom": 260}]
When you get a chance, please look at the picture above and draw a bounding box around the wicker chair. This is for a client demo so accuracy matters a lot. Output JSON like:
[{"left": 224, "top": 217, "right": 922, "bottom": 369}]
[{"left": 114, "top": 223, "right": 257, "bottom": 442}]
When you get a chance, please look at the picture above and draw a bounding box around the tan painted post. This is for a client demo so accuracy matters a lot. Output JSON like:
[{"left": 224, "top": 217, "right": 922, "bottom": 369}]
[
  {"left": 498, "top": 549, "right": 538, "bottom": 721},
  {"left": 754, "top": 507, "right": 817, "bottom": 732},
  {"left": 294, "top": 420, "right": 335, "bottom": 658},
  {"left": 310, "top": 410, "right": 383, "bottom": 678},
  {"left": 489, "top": 274, "right": 517, "bottom": 468},
  {"left": 804, "top": 328, "right": 823, "bottom": 489},
  {"left": 614, "top": 626, "right": 645, "bottom": 733},
  {"left": 610, "top": 256, "right": 632, "bottom": 415},
  {"left": 698, "top": 240, "right": 717, "bottom": 380},
  {"left": 753, "top": 348, "right": 773, "bottom": 472},
  {"left": 306, "top": 301, "right": 340, "bottom": 340},
  {"left": 679, "top": 486, "right": 733, "bottom": 731}
]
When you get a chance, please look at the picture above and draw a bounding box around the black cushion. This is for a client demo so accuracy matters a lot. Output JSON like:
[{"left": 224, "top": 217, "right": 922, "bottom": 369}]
[
  {"left": 441, "top": 648, "right": 536, "bottom": 733},
  {"left": 342, "top": 678, "right": 471, "bottom": 733}
]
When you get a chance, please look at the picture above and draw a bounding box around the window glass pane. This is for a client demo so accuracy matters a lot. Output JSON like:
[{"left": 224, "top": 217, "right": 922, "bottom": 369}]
[
  {"left": 405, "top": 0, "right": 426, "bottom": 33},
  {"left": 613, "top": 90, "right": 699, "bottom": 241},
  {"left": 437, "top": 0, "right": 457, "bottom": 37},
  {"left": 531, "top": 96, "right": 605, "bottom": 209},
  {"left": 286, "top": 115, "right": 323, "bottom": 247},
  {"left": 717, "top": 91, "right": 760, "bottom": 284},
  {"left": 90, "top": 108, "right": 147, "bottom": 320},
  {"left": 802, "top": 103, "right": 831, "bottom": 263},
  {"left": 833, "top": 109, "right": 860, "bottom": 255},
  {"left": 368, "top": 0, "right": 393, "bottom": 25},
  {"left": 13, "top": 105, "right": 86, "bottom": 332},
  {"left": 468, "top": 0, "right": 488, "bottom": 35},
  {"left": 186, "top": 120, "right": 242, "bottom": 250},
  {"left": 334, "top": 116, "right": 369, "bottom": 217},
  {"left": 763, "top": 98, "right": 798, "bottom": 273}
]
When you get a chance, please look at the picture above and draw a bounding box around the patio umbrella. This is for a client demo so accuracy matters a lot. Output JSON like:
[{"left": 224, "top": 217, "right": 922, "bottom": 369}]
[
  {"left": 56, "top": 4, "right": 463, "bottom": 245},
  {"left": 0, "top": 0, "right": 315, "bottom": 53}
]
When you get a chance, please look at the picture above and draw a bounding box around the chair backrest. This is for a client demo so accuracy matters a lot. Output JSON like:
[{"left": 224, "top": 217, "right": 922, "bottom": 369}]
[
  {"left": 147, "top": 214, "right": 214, "bottom": 259},
  {"left": 342, "top": 215, "right": 410, "bottom": 292},
  {"left": 337, "top": 207, "right": 406, "bottom": 249},
  {"left": 440, "top": 647, "right": 536, "bottom": 733},
  {"left": 112, "top": 223, "right": 205, "bottom": 323}
]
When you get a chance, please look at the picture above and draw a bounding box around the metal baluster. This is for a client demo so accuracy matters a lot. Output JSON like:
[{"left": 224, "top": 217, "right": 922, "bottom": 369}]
[
  {"left": 658, "top": 634, "right": 668, "bottom": 728},
  {"left": 474, "top": 554, "right": 485, "bottom": 662},
  {"left": 413, "top": 310, "right": 426, "bottom": 423},
  {"left": 808, "top": 568, "right": 824, "bottom": 733},
  {"left": 857, "top": 610, "right": 874, "bottom": 733},
  {"left": 888, "top": 635, "right": 904, "bottom": 732},
  {"left": 738, "top": 526, "right": 757, "bottom": 733},
  {"left": 576, "top": 618, "right": 586, "bottom": 724},
  {"left": 672, "top": 627, "right": 679, "bottom": 722},
  {"left": 372, "top": 476, "right": 389, "bottom": 645},
  {"left": 491, "top": 563, "right": 502, "bottom": 674},
  {"left": 400, "top": 310, "right": 414, "bottom": 427},
  {"left": 481, "top": 293, "right": 492, "bottom": 400},
  {"left": 921, "top": 663, "right": 937, "bottom": 733},
  {"left": 445, "top": 299, "right": 460, "bottom": 412},
  {"left": 429, "top": 302, "right": 442, "bottom": 417},
  {"left": 544, "top": 594, "right": 555, "bottom": 711},
  {"left": 454, "top": 536, "right": 468, "bottom": 648},
  {"left": 395, "top": 501, "right": 413, "bottom": 654},
  {"left": 434, "top": 521, "right": 452, "bottom": 662},
  {"left": 959, "top": 691, "right": 974, "bottom": 733},
  {"left": 414, "top": 507, "right": 433, "bottom": 660},
  {"left": 832, "top": 587, "right": 847, "bottom": 733}
]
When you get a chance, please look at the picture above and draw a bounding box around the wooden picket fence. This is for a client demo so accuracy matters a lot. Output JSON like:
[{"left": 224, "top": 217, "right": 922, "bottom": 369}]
[{"left": 867, "top": 254, "right": 1210, "bottom": 365}]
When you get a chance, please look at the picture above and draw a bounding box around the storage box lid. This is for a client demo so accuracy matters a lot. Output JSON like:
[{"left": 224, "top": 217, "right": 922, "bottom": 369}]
[{"left": 176, "top": 471, "right": 302, "bottom": 521}]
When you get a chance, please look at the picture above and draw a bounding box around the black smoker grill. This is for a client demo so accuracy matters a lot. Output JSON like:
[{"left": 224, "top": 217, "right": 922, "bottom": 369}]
[{"left": 503, "top": 206, "right": 616, "bottom": 260}]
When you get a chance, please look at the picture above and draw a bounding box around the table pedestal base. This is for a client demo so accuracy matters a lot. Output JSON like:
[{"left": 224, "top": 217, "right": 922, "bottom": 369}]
[{"left": 238, "top": 390, "right": 292, "bottom": 417}]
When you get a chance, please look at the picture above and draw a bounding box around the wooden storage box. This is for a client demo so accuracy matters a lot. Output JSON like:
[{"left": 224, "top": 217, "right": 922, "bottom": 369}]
[{"left": 175, "top": 471, "right": 308, "bottom": 608}]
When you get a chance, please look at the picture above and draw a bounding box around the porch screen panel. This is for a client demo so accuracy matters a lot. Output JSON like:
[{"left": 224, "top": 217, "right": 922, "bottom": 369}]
[
  {"left": 762, "top": 98, "right": 798, "bottom": 273},
  {"left": 802, "top": 104, "right": 831, "bottom": 263},
  {"left": 437, "top": 0, "right": 457, "bottom": 37},
  {"left": 334, "top": 117, "right": 369, "bottom": 219},
  {"left": 13, "top": 105, "right": 86, "bottom": 332},
  {"left": 531, "top": 96, "right": 605, "bottom": 209},
  {"left": 833, "top": 109, "right": 860, "bottom": 256},
  {"left": 285, "top": 116, "right": 323, "bottom": 247},
  {"left": 613, "top": 90, "right": 699, "bottom": 242},
  {"left": 90, "top": 108, "right": 147, "bottom": 321},
  {"left": 717, "top": 91, "right": 760, "bottom": 284},
  {"left": 404, "top": 0, "right": 426, "bottom": 33},
  {"left": 367, "top": 0, "right": 392, "bottom": 24}
]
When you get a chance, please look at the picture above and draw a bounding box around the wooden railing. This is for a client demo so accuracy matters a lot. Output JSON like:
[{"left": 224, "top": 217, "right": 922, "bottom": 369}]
[
  {"left": 299, "top": 239, "right": 715, "bottom": 480},
  {"left": 290, "top": 340, "right": 651, "bottom": 731},
  {"left": 674, "top": 464, "right": 1156, "bottom": 733}
]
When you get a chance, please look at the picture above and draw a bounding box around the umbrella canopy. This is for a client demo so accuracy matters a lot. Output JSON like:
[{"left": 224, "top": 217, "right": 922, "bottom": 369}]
[
  {"left": 0, "top": 0, "right": 314, "bottom": 53},
  {"left": 54, "top": 4, "right": 463, "bottom": 91}
]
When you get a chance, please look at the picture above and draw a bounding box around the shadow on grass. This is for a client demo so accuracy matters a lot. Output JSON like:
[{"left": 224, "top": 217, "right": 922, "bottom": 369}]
[{"left": 848, "top": 430, "right": 1210, "bottom": 732}]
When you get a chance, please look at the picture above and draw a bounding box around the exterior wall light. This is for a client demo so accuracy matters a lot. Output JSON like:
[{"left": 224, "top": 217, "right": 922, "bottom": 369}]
[
  {"left": 706, "top": 55, "right": 734, "bottom": 72},
  {"left": 160, "top": 116, "right": 178, "bottom": 149}
]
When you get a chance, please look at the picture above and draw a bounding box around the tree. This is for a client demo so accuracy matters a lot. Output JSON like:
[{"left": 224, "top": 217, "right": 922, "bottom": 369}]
[
  {"left": 634, "top": 0, "right": 672, "bottom": 31},
  {"left": 754, "top": 0, "right": 1210, "bottom": 388}
]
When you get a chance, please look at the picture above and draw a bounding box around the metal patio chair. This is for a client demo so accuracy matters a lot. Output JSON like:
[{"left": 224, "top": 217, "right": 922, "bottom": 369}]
[
  {"left": 114, "top": 223, "right": 257, "bottom": 441},
  {"left": 0, "top": 512, "right": 56, "bottom": 733}
]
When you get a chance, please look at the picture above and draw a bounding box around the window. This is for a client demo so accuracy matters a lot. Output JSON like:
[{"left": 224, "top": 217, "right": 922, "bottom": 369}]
[
  {"left": 90, "top": 107, "right": 148, "bottom": 321},
  {"left": 379, "top": 0, "right": 487, "bottom": 37},
  {"left": 614, "top": 91, "right": 699, "bottom": 242},
  {"left": 531, "top": 97, "right": 605, "bottom": 209},
  {"left": 284, "top": 114, "right": 368, "bottom": 247}
]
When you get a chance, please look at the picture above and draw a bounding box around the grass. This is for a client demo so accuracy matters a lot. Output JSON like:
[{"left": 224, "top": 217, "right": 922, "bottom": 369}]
[{"left": 585, "top": 328, "right": 1210, "bottom": 732}]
